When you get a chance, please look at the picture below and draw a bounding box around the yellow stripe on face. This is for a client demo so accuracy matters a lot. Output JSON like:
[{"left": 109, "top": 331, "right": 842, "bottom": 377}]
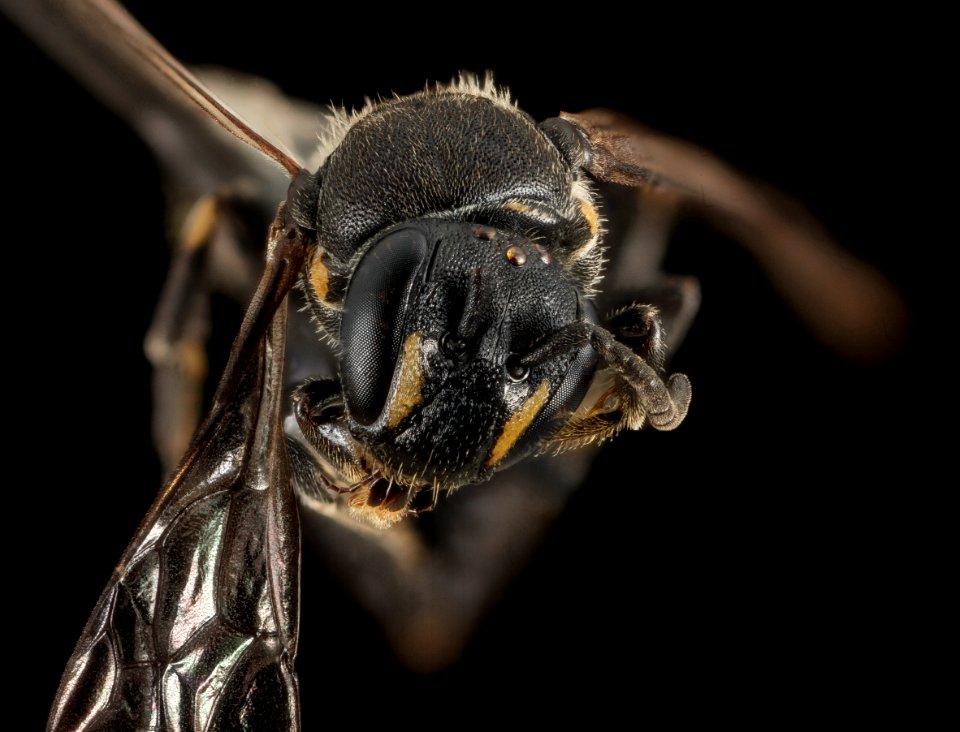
[
  {"left": 487, "top": 379, "right": 551, "bottom": 468},
  {"left": 308, "top": 249, "right": 332, "bottom": 303},
  {"left": 386, "top": 332, "right": 425, "bottom": 429}
]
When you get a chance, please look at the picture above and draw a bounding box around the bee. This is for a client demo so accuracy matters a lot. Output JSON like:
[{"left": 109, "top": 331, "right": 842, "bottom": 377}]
[{"left": 4, "top": 1, "right": 910, "bottom": 729}]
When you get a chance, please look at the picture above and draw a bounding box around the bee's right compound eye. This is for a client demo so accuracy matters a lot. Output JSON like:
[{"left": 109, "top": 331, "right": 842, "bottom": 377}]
[{"left": 340, "top": 228, "right": 428, "bottom": 426}]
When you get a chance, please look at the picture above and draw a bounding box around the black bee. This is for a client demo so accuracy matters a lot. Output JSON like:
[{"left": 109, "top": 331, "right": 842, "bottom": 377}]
[
  {"left": 284, "top": 80, "right": 692, "bottom": 528},
  {"left": 3, "top": 1, "right": 910, "bottom": 729}
]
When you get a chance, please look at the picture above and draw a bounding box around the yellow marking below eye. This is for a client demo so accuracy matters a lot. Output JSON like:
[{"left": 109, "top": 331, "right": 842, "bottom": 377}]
[
  {"left": 386, "top": 332, "right": 425, "bottom": 429},
  {"left": 579, "top": 198, "right": 599, "bottom": 238},
  {"left": 308, "top": 249, "right": 332, "bottom": 303},
  {"left": 487, "top": 379, "right": 551, "bottom": 468}
]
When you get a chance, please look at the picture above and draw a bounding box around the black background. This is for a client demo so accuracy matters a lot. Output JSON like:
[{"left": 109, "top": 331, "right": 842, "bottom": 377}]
[{"left": 4, "top": 4, "right": 932, "bottom": 726}]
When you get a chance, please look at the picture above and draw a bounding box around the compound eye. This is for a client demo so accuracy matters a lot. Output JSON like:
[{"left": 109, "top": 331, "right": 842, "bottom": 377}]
[
  {"left": 505, "top": 354, "right": 530, "bottom": 382},
  {"left": 340, "top": 228, "right": 428, "bottom": 426}
]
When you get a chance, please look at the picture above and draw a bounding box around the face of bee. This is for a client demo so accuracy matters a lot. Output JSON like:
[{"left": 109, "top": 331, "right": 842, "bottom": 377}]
[
  {"left": 290, "top": 85, "right": 611, "bottom": 509},
  {"left": 338, "top": 220, "right": 597, "bottom": 493}
]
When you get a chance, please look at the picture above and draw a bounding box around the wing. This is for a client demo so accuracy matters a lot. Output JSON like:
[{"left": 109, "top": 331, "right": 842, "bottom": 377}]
[
  {"left": 0, "top": 1, "right": 312, "bottom": 728},
  {"left": 2, "top": 0, "right": 326, "bottom": 471},
  {"left": 48, "top": 213, "right": 309, "bottom": 731},
  {"left": 556, "top": 109, "right": 907, "bottom": 362},
  {"left": 0, "top": 0, "right": 304, "bottom": 182}
]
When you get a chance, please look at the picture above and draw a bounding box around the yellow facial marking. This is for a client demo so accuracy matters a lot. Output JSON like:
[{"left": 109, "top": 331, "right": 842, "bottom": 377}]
[
  {"left": 308, "top": 249, "right": 332, "bottom": 303},
  {"left": 579, "top": 198, "right": 599, "bottom": 238},
  {"left": 386, "top": 332, "right": 425, "bottom": 429},
  {"left": 487, "top": 379, "right": 551, "bottom": 468}
]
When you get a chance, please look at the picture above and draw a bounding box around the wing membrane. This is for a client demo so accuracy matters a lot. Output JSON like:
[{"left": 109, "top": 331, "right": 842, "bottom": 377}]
[
  {"left": 48, "top": 214, "right": 308, "bottom": 732},
  {"left": 561, "top": 109, "right": 907, "bottom": 361},
  {"left": 1, "top": 0, "right": 313, "bottom": 198},
  {"left": 1, "top": 7, "right": 315, "bottom": 725},
  {"left": 1, "top": 0, "right": 302, "bottom": 178}
]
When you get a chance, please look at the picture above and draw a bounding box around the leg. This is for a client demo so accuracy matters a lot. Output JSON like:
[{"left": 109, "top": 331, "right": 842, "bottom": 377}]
[{"left": 143, "top": 196, "right": 216, "bottom": 473}]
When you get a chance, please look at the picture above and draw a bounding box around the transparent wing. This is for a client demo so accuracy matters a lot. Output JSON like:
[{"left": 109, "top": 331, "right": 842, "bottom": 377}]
[
  {"left": 560, "top": 109, "right": 907, "bottom": 362},
  {"left": 4, "top": 0, "right": 334, "bottom": 474},
  {"left": 0, "top": 0, "right": 311, "bottom": 193},
  {"left": 48, "top": 214, "right": 308, "bottom": 731},
  {"left": 0, "top": 2, "right": 312, "bottom": 728}
]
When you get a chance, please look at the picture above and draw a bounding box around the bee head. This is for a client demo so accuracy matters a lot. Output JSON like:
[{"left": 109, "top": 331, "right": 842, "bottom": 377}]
[{"left": 338, "top": 219, "right": 598, "bottom": 492}]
